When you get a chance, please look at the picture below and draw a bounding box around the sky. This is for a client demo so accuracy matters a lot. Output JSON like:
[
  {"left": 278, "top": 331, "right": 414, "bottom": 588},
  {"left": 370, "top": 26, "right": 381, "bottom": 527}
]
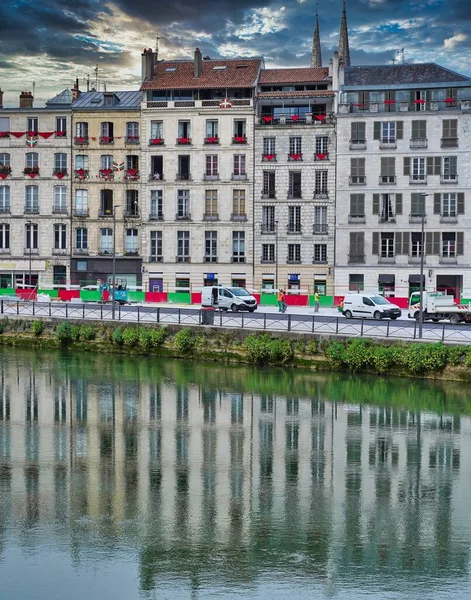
[{"left": 0, "top": 0, "right": 470, "bottom": 105}]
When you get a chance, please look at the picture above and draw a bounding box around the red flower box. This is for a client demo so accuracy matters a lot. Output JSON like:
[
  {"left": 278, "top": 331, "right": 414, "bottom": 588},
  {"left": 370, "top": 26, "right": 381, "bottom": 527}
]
[
  {"left": 315, "top": 153, "right": 328, "bottom": 161},
  {"left": 263, "top": 154, "right": 276, "bottom": 161},
  {"left": 444, "top": 97, "right": 456, "bottom": 104},
  {"left": 233, "top": 136, "right": 247, "bottom": 144},
  {"left": 75, "top": 169, "right": 88, "bottom": 179},
  {"left": 74, "top": 136, "right": 88, "bottom": 144},
  {"left": 54, "top": 169, "right": 68, "bottom": 179},
  {"left": 149, "top": 138, "right": 164, "bottom": 145},
  {"left": 288, "top": 153, "right": 303, "bottom": 161},
  {"left": 177, "top": 137, "right": 191, "bottom": 144},
  {"left": 290, "top": 115, "right": 300, "bottom": 121},
  {"left": 261, "top": 116, "right": 273, "bottom": 123},
  {"left": 204, "top": 137, "right": 219, "bottom": 144},
  {"left": 384, "top": 100, "right": 395, "bottom": 105},
  {"left": 100, "top": 136, "right": 114, "bottom": 143},
  {"left": 0, "top": 132, "right": 9, "bottom": 138},
  {"left": 55, "top": 131, "right": 67, "bottom": 137},
  {"left": 23, "top": 167, "right": 39, "bottom": 175}
]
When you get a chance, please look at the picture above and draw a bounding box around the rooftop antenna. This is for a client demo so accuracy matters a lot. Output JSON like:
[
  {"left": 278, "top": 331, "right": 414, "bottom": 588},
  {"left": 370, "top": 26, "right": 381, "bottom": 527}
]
[
  {"left": 94, "top": 64, "right": 99, "bottom": 90},
  {"left": 155, "top": 32, "right": 160, "bottom": 61}
]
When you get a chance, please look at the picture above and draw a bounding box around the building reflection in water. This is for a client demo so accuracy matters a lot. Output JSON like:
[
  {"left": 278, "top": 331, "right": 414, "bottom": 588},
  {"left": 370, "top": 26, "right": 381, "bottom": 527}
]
[{"left": 0, "top": 351, "right": 470, "bottom": 594}]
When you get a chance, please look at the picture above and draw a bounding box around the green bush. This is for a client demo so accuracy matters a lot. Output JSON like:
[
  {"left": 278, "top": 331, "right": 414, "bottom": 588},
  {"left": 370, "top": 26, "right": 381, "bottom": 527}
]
[
  {"left": 465, "top": 349, "right": 471, "bottom": 368},
  {"left": 70, "top": 325, "right": 81, "bottom": 342},
  {"left": 112, "top": 327, "right": 124, "bottom": 346},
  {"left": 139, "top": 328, "right": 153, "bottom": 352},
  {"left": 448, "top": 346, "right": 465, "bottom": 366},
  {"left": 244, "top": 334, "right": 295, "bottom": 365},
  {"left": 344, "top": 339, "right": 373, "bottom": 372},
  {"left": 325, "top": 341, "right": 347, "bottom": 369},
  {"left": 401, "top": 343, "right": 449, "bottom": 374},
  {"left": 370, "top": 346, "right": 394, "bottom": 374},
  {"left": 306, "top": 340, "right": 317, "bottom": 355},
  {"left": 31, "top": 320, "right": 44, "bottom": 337},
  {"left": 151, "top": 327, "right": 167, "bottom": 348},
  {"left": 122, "top": 327, "right": 139, "bottom": 349},
  {"left": 56, "top": 321, "right": 73, "bottom": 345},
  {"left": 80, "top": 325, "right": 96, "bottom": 341},
  {"left": 174, "top": 328, "right": 197, "bottom": 354}
]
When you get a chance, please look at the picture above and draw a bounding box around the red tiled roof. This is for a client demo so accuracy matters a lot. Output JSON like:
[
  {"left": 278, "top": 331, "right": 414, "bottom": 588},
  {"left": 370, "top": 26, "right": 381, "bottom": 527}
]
[
  {"left": 258, "top": 90, "right": 335, "bottom": 99},
  {"left": 260, "top": 67, "right": 330, "bottom": 84},
  {"left": 141, "top": 58, "right": 263, "bottom": 90}
]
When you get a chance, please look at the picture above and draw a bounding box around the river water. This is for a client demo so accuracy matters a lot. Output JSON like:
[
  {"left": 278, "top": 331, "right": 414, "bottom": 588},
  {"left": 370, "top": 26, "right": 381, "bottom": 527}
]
[{"left": 0, "top": 348, "right": 470, "bottom": 599}]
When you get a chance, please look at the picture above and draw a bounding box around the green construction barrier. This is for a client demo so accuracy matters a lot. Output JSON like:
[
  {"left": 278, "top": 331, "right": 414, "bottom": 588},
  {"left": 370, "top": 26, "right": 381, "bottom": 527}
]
[
  {"left": 461, "top": 298, "right": 471, "bottom": 305},
  {"left": 260, "top": 294, "right": 278, "bottom": 306},
  {"left": 0, "top": 288, "right": 16, "bottom": 295},
  {"left": 309, "top": 295, "right": 334, "bottom": 307},
  {"left": 80, "top": 290, "right": 101, "bottom": 302},
  {"left": 168, "top": 292, "right": 191, "bottom": 304},
  {"left": 38, "top": 289, "right": 59, "bottom": 298},
  {"left": 127, "top": 291, "right": 145, "bottom": 303}
]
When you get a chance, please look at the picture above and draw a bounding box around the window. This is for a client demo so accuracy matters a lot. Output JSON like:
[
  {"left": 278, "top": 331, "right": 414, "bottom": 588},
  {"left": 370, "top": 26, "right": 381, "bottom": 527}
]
[
  {"left": 205, "top": 155, "right": 218, "bottom": 177},
  {"left": 177, "top": 120, "right": 191, "bottom": 139},
  {"left": 350, "top": 122, "right": 366, "bottom": 144},
  {"left": 27, "top": 117, "right": 38, "bottom": 133},
  {"left": 206, "top": 120, "right": 218, "bottom": 138},
  {"left": 150, "top": 190, "right": 163, "bottom": 219},
  {"left": 262, "top": 243, "right": 275, "bottom": 262},
  {"left": 373, "top": 193, "right": 402, "bottom": 221},
  {"left": 0, "top": 186, "right": 10, "bottom": 212},
  {"left": 0, "top": 153, "right": 11, "bottom": 168},
  {"left": 151, "top": 120, "right": 163, "bottom": 139},
  {"left": 233, "top": 155, "right": 246, "bottom": 176},
  {"left": 150, "top": 231, "right": 162, "bottom": 261},
  {"left": 75, "top": 155, "right": 89, "bottom": 170},
  {"left": 443, "top": 156, "right": 457, "bottom": 180},
  {"left": 289, "top": 137, "right": 302, "bottom": 155},
  {"left": 349, "top": 232, "right": 365, "bottom": 263},
  {"left": 382, "top": 121, "right": 396, "bottom": 143},
  {"left": 442, "top": 119, "right": 458, "bottom": 147},
  {"left": 232, "top": 190, "right": 246, "bottom": 218},
  {"left": 204, "top": 231, "right": 218, "bottom": 262},
  {"left": 53, "top": 186, "right": 67, "bottom": 212},
  {"left": 125, "top": 189, "right": 139, "bottom": 216},
  {"left": 315, "top": 170, "right": 328, "bottom": 195},
  {"left": 177, "top": 155, "right": 190, "bottom": 179},
  {"left": 25, "top": 223, "right": 38, "bottom": 250},
  {"left": 411, "top": 193, "right": 425, "bottom": 217},
  {"left": 411, "top": 232, "right": 423, "bottom": 257},
  {"left": 287, "top": 244, "right": 301, "bottom": 263},
  {"left": 75, "top": 228, "right": 88, "bottom": 250},
  {"left": 437, "top": 192, "right": 464, "bottom": 218},
  {"left": 126, "top": 154, "right": 139, "bottom": 171},
  {"left": 263, "top": 171, "right": 275, "bottom": 198},
  {"left": 411, "top": 157, "right": 426, "bottom": 181},
  {"left": 55, "top": 117, "right": 66, "bottom": 134},
  {"left": 151, "top": 155, "right": 163, "bottom": 180},
  {"left": 380, "top": 157, "right": 395, "bottom": 183},
  {"left": 54, "top": 153, "right": 67, "bottom": 170},
  {"left": 349, "top": 274, "right": 364, "bottom": 291},
  {"left": 74, "top": 190, "right": 88, "bottom": 215},
  {"left": 349, "top": 194, "right": 365, "bottom": 218},
  {"left": 125, "top": 229, "right": 138, "bottom": 253},
  {"left": 204, "top": 190, "right": 218, "bottom": 218},
  {"left": 442, "top": 232, "right": 456, "bottom": 258},
  {"left": 313, "top": 244, "right": 327, "bottom": 263},
  {"left": 233, "top": 119, "right": 246, "bottom": 138},
  {"left": 263, "top": 137, "right": 276, "bottom": 155},
  {"left": 100, "top": 189, "right": 113, "bottom": 216},
  {"left": 126, "top": 121, "right": 139, "bottom": 140},
  {"left": 232, "top": 231, "right": 245, "bottom": 262},
  {"left": 75, "top": 122, "right": 88, "bottom": 138},
  {"left": 288, "top": 206, "right": 301, "bottom": 233},
  {"left": 314, "top": 206, "right": 328, "bottom": 233},
  {"left": 99, "top": 228, "right": 113, "bottom": 253},
  {"left": 0, "top": 224, "right": 10, "bottom": 250},
  {"left": 101, "top": 155, "right": 113, "bottom": 170},
  {"left": 54, "top": 224, "right": 67, "bottom": 250},
  {"left": 0, "top": 117, "right": 10, "bottom": 136},
  {"left": 177, "top": 231, "right": 190, "bottom": 260},
  {"left": 380, "top": 233, "right": 394, "bottom": 258},
  {"left": 411, "top": 120, "right": 427, "bottom": 140},
  {"left": 315, "top": 136, "right": 328, "bottom": 155},
  {"left": 441, "top": 193, "right": 457, "bottom": 217},
  {"left": 288, "top": 171, "right": 302, "bottom": 198},
  {"left": 76, "top": 260, "right": 87, "bottom": 272},
  {"left": 25, "top": 186, "right": 39, "bottom": 212},
  {"left": 100, "top": 122, "right": 114, "bottom": 141},
  {"left": 103, "top": 93, "right": 115, "bottom": 106},
  {"left": 177, "top": 189, "right": 190, "bottom": 219},
  {"left": 25, "top": 152, "right": 39, "bottom": 168},
  {"left": 262, "top": 206, "right": 275, "bottom": 233},
  {"left": 350, "top": 158, "right": 365, "bottom": 184}
]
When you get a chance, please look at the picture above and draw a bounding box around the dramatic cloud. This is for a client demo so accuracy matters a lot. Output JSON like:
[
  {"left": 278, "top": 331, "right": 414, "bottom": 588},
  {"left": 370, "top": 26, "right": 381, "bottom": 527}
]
[{"left": 0, "top": 0, "right": 469, "bottom": 105}]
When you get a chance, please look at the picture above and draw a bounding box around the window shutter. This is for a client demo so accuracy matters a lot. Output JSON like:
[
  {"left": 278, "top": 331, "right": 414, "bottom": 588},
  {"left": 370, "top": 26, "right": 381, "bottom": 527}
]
[
  {"left": 358, "top": 232, "right": 365, "bottom": 255},
  {"left": 396, "top": 121, "right": 403, "bottom": 139},
  {"left": 380, "top": 158, "right": 387, "bottom": 176},
  {"left": 373, "top": 122, "right": 381, "bottom": 140},
  {"left": 419, "top": 121, "right": 426, "bottom": 138},
  {"left": 395, "top": 193, "right": 403, "bottom": 215},
  {"left": 426, "top": 157, "right": 434, "bottom": 175},
  {"left": 449, "top": 156, "right": 457, "bottom": 174},
  {"left": 359, "top": 158, "right": 365, "bottom": 176},
  {"left": 457, "top": 232, "right": 464, "bottom": 255},
  {"left": 350, "top": 158, "right": 357, "bottom": 176},
  {"left": 373, "top": 194, "right": 380, "bottom": 215},
  {"left": 395, "top": 232, "right": 402, "bottom": 255},
  {"left": 411, "top": 121, "right": 418, "bottom": 139},
  {"left": 403, "top": 157, "right": 410, "bottom": 175},
  {"left": 450, "top": 119, "right": 457, "bottom": 138},
  {"left": 442, "top": 120, "right": 449, "bottom": 138},
  {"left": 372, "top": 232, "right": 379, "bottom": 255},
  {"left": 349, "top": 232, "right": 356, "bottom": 256},
  {"left": 402, "top": 232, "right": 410, "bottom": 255},
  {"left": 457, "top": 193, "right": 465, "bottom": 214},
  {"left": 434, "top": 157, "right": 441, "bottom": 175},
  {"left": 433, "top": 232, "right": 440, "bottom": 255},
  {"left": 434, "top": 193, "right": 441, "bottom": 215},
  {"left": 351, "top": 122, "right": 357, "bottom": 140},
  {"left": 425, "top": 232, "right": 433, "bottom": 255},
  {"left": 358, "top": 122, "right": 366, "bottom": 141},
  {"left": 411, "top": 193, "right": 419, "bottom": 215},
  {"left": 358, "top": 194, "right": 365, "bottom": 216}
]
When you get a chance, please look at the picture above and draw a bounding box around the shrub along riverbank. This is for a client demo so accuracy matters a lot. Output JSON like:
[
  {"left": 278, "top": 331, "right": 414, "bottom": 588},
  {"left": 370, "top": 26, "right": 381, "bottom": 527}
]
[{"left": 1, "top": 317, "right": 471, "bottom": 381}]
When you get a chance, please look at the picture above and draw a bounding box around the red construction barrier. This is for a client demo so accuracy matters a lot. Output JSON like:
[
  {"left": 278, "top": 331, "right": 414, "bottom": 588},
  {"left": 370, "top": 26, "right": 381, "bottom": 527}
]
[
  {"left": 58, "top": 289, "right": 80, "bottom": 301},
  {"left": 389, "top": 297, "right": 408, "bottom": 309},
  {"left": 285, "top": 294, "right": 309, "bottom": 306},
  {"left": 191, "top": 292, "right": 202, "bottom": 304},
  {"left": 16, "top": 289, "right": 36, "bottom": 300},
  {"left": 145, "top": 292, "right": 168, "bottom": 303},
  {"left": 253, "top": 293, "right": 261, "bottom": 304}
]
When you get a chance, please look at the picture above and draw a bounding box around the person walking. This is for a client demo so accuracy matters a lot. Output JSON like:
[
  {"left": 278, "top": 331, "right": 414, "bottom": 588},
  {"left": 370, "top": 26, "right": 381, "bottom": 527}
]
[
  {"left": 281, "top": 290, "right": 288, "bottom": 313},
  {"left": 277, "top": 289, "right": 284, "bottom": 312},
  {"left": 314, "top": 291, "right": 320, "bottom": 312}
]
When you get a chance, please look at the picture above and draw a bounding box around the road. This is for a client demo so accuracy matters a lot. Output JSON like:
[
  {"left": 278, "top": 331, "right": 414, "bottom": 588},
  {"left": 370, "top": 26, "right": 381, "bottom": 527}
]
[{"left": 2, "top": 300, "right": 471, "bottom": 344}]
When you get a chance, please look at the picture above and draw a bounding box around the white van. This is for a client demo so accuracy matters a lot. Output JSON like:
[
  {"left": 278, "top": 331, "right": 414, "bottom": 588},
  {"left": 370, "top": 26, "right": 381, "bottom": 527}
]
[
  {"left": 342, "top": 294, "right": 401, "bottom": 320},
  {"left": 202, "top": 286, "right": 258, "bottom": 312}
]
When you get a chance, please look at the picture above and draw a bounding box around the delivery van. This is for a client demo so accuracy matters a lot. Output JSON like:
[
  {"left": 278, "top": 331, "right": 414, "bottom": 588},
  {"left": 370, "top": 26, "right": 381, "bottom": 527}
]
[
  {"left": 202, "top": 286, "right": 258, "bottom": 312},
  {"left": 342, "top": 294, "right": 401, "bottom": 320}
]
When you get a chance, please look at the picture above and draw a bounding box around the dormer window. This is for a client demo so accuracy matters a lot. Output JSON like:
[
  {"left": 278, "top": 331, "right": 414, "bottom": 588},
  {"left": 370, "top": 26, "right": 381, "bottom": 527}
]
[{"left": 103, "top": 93, "right": 119, "bottom": 107}]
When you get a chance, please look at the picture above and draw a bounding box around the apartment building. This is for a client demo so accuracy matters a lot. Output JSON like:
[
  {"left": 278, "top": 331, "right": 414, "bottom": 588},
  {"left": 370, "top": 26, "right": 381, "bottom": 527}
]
[
  {"left": 140, "top": 48, "right": 260, "bottom": 293},
  {"left": 0, "top": 88, "right": 74, "bottom": 288},
  {"left": 70, "top": 90, "right": 143, "bottom": 287},
  {"left": 335, "top": 63, "right": 471, "bottom": 302},
  {"left": 254, "top": 66, "right": 336, "bottom": 295}
]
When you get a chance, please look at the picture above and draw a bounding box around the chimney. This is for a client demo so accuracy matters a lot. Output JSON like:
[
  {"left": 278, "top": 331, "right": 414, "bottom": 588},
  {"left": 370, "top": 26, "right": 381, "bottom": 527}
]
[
  {"left": 0, "top": 88, "right": 3, "bottom": 109},
  {"left": 141, "top": 48, "right": 154, "bottom": 83},
  {"left": 194, "top": 47, "right": 203, "bottom": 79},
  {"left": 71, "top": 78, "right": 81, "bottom": 102},
  {"left": 20, "top": 91, "right": 33, "bottom": 109}
]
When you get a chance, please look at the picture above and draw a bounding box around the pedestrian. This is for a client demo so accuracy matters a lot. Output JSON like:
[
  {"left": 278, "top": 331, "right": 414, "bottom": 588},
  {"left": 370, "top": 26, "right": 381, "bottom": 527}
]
[
  {"left": 277, "top": 289, "right": 284, "bottom": 312},
  {"left": 281, "top": 290, "right": 288, "bottom": 313},
  {"left": 314, "top": 291, "right": 320, "bottom": 312}
]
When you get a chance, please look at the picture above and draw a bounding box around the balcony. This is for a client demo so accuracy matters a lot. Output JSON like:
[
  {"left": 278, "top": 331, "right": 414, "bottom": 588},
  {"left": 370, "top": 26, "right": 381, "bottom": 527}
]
[
  {"left": 52, "top": 247, "right": 68, "bottom": 256},
  {"left": 149, "top": 173, "right": 164, "bottom": 181},
  {"left": 260, "top": 256, "right": 275, "bottom": 264},
  {"left": 261, "top": 225, "right": 276, "bottom": 234},
  {"left": 0, "top": 207, "right": 10, "bottom": 214},
  {"left": 379, "top": 139, "right": 397, "bottom": 149},
  {"left": 53, "top": 168, "right": 68, "bottom": 179},
  {"left": 287, "top": 191, "right": 302, "bottom": 199},
  {"left": 348, "top": 215, "right": 366, "bottom": 224},
  {"left": 286, "top": 257, "right": 302, "bottom": 264},
  {"left": 378, "top": 256, "right": 396, "bottom": 264},
  {"left": 203, "top": 213, "right": 219, "bottom": 221},
  {"left": 124, "top": 209, "right": 140, "bottom": 219},
  {"left": 314, "top": 190, "right": 328, "bottom": 199},
  {"left": 232, "top": 173, "right": 248, "bottom": 180},
  {"left": 98, "top": 209, "right": 114, "bottom": 218},
  {"left": 23, "top": 167, "right": 39, "bottom": 178},
  {"left": 74, "top": 248, "right": 89, "bottom": 255},
  {"left": 231, "top": 213, "right": 247, "bottom": 222},
  {"left": 124, "top": 249, "right": 139, "bottom": 256},
  {"left": 149, "top": 213, "right": 164, "bottom": 221},
  {"left": 99, "top": 136, "right": 114, "bottom": 145},
  {"left": 314, "top": 152, "right": 329, "bottom": 161},
  {"left": 24, "top": 206, "right": 39, "bottom": 214},
  {"left": 52, "top": 206, "right": 68, "bottom": 214},
  {"left": 74, "top": 136, "right": 89, "bottom": 145},
  {"left": 440, "top": 214, "right": 458, "bottom": 223},
  {"left": 176, "top": 173, "right": 192, "bottom": 181},
  {"left": 409, "top": 213, "right": 427, "bottom": 223},
  {"left": 261, "top": 192, "right": 276, "bottom": 199},
  {"left": 349, "top": 140, "right": 367, "bottom": 150},
  {"left": 288, "top": 153, "right": 303, "bottom": 161},
  {"left": 176, "top": 137, "right": 192, "bottom": 145},
  {"left": 0, "top": 248, "right": 11, "bottom": 254},
  {"left": 232, "top": 256, "right": 246, "bottom": 263},
  {"left": 176, "top": 256, "right": 191, "bottom": 263},
  {"left": 0, "top": 166, "right": 12, "bottom": 177},
  {"left": 409, "top": 175, "right": 427, "bottom": 184},
  {"left": 204, "top": 136, "right": 219, "bottom": 145},
  {"left": 98, "top": 247, "right": 113, "bottom": 255},
  {"left": 379, "top": 215, "right": 396, "bottom": 223},
  {"left": 262, "top": 154, "right": 277, "bottom": 162},
  {"left": 348, "top": 254, "right": 365, "bottom": 264},
  {"left": 124, "top": 169, "right": 140, "bottom": 181},
  {"left": 99, "top": 169, "right": 114, "bottom": 180},
  {"left": 379, "top": 175, "right": 396, "bottom": 185},
  {"left": 204, "top": 256, "right": 218, "bottom": 263},
  {"left": 125, "top": 136, "right": 140, "bottom": 144},
  {"left": 441, "top": 137, "right": 458, "bottom": 148},
  {"left": 73, "top": 209, "right": 89, "bottom": 217},
  {"left": 312, "top": 257, "right": 328, "bottom": 265},
  {"left": 409, "top": 254, "right": 425, "bottom": 264},
  {"left": 440, "top": 174, "right": 458, "bottom": 184},
  {"left": 313, "top": 224, "right": 328, "bottom": 234},
  {"left": 439, "top": 254, "right": 458, "bottom": 264},
  {"left": 232, "top": 136, "right": 247, "bottom": 144},
  {"left": 175, "top": 213, "right": 191, "bottom": 221},
  {"left": 149, "top": 256, "right": 163, "bottom": 263},
  {"left": 24, "top": 247, "right": 39, "bottom": 255},
  {"left": 74, "top": 169, "right": 89, "bottom": 179},
  {"left": 54, "top": 131, "right": 67, "bottom": 138},
  {"left": 349, "top": 176, "right": 366, "bottom": 185},
  {"left": 148, "top": 138, "right": 164, "bottom": 146},
  {"left": 203, "top": 173, "right": 219, "bottom": 181},
  {"left": 410, "top": 138, "right": 428, "bottom": 149},
  {"left": 287, "top": 226, "right": 302, "bottom": 234}
]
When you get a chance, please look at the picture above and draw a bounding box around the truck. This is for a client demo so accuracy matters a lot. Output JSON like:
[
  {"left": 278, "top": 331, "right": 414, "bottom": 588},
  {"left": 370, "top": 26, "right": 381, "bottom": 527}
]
[{"left": 408, "top": 291, "right": 471, "bottom": 324}]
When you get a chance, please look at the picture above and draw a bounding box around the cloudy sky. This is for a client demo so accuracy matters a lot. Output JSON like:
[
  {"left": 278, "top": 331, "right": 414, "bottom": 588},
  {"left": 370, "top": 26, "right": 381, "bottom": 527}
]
[{"left": 0, "top": 0, "right": 470, "bottom": 105}]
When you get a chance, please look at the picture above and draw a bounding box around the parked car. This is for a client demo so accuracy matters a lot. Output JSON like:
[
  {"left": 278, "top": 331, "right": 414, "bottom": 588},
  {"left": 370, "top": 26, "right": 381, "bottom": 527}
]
[
  {"left": 202, "top": 286, "right": 258, "bottom": 312},
  {"left": 342, "top": 294, "right": 401, "bottom": 320}
]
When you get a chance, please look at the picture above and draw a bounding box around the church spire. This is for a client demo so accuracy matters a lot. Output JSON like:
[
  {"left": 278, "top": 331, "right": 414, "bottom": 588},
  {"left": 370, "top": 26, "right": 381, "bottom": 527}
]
[
  {"left": 338, "top": 0, "right": 351, "bottom": 67},
  {"left": 311, "top": 4, "right": 322, "bottom": 68}
]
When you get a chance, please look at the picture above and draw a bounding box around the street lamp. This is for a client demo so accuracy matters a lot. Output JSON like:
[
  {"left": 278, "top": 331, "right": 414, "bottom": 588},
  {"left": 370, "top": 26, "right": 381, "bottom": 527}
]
[
  {"left": 111, "top": 205, "right": 121, "bottom": 320},
  {"left": 275, "top": 220, "right": 279, "bottom": 290},
  {"left": 418, "top": 193, "right": 432, "bottom": 339}
]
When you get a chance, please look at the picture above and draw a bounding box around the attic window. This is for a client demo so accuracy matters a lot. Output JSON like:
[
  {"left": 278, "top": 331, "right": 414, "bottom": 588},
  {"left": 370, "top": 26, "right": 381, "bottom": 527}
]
[
  {"left": 165, "top": 67, "right": 177, "bottom": 72},
  {"left": 91, "top": 96, "right": 101, "bottom": 104},
  {"left": 213, "top": 65, "right": 227, "bottom": 71},
  {"left": 104, "top": 93, "right": 114, "bottom": 106},
  {"left": 236, "top": 65, "right": 249, "bottom": 69}
]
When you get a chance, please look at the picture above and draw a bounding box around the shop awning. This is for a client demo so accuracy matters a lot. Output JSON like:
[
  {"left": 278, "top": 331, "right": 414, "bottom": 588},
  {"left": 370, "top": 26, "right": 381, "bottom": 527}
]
[
  {"left": 409, "top": 274, "right": 425, "bottom": 284},
  {"left": 378, "top": 274, "right": 395, "bottom": 285}
]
